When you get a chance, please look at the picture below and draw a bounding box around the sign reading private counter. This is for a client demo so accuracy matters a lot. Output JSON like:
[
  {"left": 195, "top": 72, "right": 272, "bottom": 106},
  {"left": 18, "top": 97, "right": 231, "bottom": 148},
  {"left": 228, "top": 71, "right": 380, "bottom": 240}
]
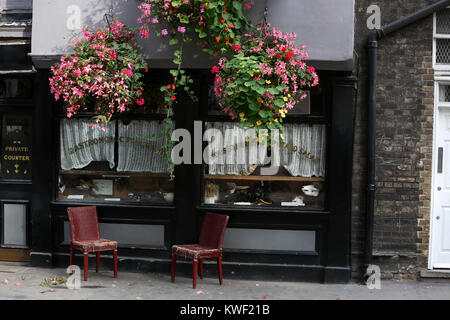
[{"left": 1, "top": 115, "right": 32, "bottom": 179}]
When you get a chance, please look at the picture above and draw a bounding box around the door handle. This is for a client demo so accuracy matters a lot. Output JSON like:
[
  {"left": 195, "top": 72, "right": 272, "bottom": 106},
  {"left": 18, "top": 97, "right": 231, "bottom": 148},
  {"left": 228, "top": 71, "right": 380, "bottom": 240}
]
[{"left": 438, "top": 147, "right": 443, "bottom": 174}]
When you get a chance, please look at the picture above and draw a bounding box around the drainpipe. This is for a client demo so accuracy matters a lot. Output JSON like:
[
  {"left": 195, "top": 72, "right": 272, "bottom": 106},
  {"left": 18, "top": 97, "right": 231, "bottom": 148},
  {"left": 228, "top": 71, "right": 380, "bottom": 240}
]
[{"left": 364, "top": 0, "right": 450, "bottom": 282}]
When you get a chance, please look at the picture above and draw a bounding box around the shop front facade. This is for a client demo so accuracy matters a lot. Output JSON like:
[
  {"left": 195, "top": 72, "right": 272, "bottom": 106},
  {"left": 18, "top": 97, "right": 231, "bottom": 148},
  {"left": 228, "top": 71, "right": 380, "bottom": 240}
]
[
  {"left": 0, "top": 0, "right": 358, "bottom": 283},
  {"left": 0, "top": 0, "right": 33, "bottom": 262}
]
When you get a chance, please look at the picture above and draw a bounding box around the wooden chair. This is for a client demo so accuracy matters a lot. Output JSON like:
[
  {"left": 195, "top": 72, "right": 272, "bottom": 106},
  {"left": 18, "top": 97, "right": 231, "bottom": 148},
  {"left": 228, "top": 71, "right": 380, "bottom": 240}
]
[
  {"left": 171, "top": 212, "right": 229, "bottom": 289},
  {"left": 67, "top": 206, "right": 118, "bottom": 281}
]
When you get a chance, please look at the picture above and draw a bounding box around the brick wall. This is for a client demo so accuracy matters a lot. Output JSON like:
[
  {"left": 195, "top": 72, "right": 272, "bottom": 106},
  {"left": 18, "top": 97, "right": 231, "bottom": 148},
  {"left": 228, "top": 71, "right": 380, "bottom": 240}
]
[{"left": 353, "top": 0, "right": 436, "bottom": 279}]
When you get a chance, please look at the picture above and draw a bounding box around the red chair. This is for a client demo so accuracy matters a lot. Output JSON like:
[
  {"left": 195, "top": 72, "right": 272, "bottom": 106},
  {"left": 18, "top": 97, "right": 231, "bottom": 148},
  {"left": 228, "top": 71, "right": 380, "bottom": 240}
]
[
  {"left": 67, "top": 206, "right": 118, "bottom": 281},
  {"left": 171, "top": 212, "right": 229, "bottom": 289}
]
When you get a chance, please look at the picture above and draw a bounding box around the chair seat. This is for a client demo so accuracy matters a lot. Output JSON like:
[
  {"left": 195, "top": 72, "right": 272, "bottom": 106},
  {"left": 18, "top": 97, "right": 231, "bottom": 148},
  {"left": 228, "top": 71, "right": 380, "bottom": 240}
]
[
  {"left": 172, "top": 244, "right": 221, "bottom": 260},
  {"left": 72, "top": 239, "right": 118, "bottom": 253}
]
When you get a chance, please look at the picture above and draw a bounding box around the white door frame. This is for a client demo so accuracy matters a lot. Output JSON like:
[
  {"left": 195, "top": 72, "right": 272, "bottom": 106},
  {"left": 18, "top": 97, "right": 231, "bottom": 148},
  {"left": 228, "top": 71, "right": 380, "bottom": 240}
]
[{"left": 429, "top": 79, "right": 450, "bottom": 269}]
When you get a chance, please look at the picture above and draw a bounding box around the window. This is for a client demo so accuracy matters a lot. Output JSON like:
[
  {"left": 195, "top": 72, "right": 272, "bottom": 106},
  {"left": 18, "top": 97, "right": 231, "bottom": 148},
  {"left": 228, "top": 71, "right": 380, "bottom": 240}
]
[
  {"left": 434, "top": 8, "right": 450, "bottom": 69},
  {"left": 57, "top": 74, "right": 175, "bottom": 204},
  {"left": 0, "top": 77, "right": 33, "bottom": 100},
  {"left": 201, "top": 76, "right": 328, "bottom": 209},
  {"left": 0, "top": 114, "right": 32, "bottom": 180},
  {"left": 58, "top": 118, "right": 175, "bottom": 204}
]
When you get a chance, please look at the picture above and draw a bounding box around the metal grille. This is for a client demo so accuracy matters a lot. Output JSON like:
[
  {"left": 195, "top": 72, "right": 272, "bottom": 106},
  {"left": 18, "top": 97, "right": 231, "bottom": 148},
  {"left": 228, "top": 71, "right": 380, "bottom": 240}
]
[
  {"left": 436, "top": 39, "right": 450, "bottom": 64},
  {"left": 439, "top": 84, "right": 450, "bottom": 102},
  {"left": 436, "top": 9, "right": 450, "bottom": 34}
]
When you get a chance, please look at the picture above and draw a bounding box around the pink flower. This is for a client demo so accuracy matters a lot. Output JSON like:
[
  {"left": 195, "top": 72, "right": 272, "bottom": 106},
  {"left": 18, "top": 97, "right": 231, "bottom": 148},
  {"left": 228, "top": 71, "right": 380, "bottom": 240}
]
[
  {"left": 122, "top": 69, "right": 133, "bottom": 77},
  {"left": 211, "top": 66, "right": 220, "bottom": 74},
  {"left": 136, "top": 98, "right": 145, "bottom": 106},
  {"left": 308, "top": 66, "right": 315, "bottom": 73},
  {"left": 161, "top": 29, "right": 168, "bottom": 36},
  {"left": 140, "top": 29, "right": 149, "bottom": 38},
  {"left": 177, "top": 26, "right": 186, "bottom": 33}
]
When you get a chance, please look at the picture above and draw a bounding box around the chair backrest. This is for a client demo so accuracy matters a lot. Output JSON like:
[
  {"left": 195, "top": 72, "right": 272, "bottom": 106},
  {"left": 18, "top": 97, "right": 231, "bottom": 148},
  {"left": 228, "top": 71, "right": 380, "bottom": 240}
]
[
  {"left": 67, "top": 206, "right": 100, "bottom": 242},
  {"left": 198, "top": 212, "right": 229, "bottom": 249}
]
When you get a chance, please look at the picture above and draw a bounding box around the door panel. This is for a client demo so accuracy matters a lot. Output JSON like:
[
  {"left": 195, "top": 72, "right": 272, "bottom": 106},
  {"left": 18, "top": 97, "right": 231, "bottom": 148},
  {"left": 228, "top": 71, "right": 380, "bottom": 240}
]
[
  {"left": 0, "top": 249, "right": 30, "bottom": 262},
  {"left": 432, "top": 108, "right": 450, "bottom": 268}
]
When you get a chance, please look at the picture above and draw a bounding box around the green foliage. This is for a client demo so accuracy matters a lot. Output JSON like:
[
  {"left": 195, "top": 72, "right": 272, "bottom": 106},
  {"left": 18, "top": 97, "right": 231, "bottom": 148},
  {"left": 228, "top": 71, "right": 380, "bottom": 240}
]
[
  {"left": 137, "top": 0, "right": 255, "bottom": 179},
  {"left": 40, "top": 277, "right": 67, "bottom": 287}
]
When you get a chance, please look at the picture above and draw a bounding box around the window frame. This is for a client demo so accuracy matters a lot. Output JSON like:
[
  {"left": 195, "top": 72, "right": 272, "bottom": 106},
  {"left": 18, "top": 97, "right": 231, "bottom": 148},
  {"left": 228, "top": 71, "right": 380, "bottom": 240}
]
[
  {"left": 433, "top": 8, "right": 450, "bottom": 72},
  {"left": 53, "top": 72, "right": 177, "bottom": 206},
  {"left": 198, "top": 71, "right": 331, "bottom": 212}
]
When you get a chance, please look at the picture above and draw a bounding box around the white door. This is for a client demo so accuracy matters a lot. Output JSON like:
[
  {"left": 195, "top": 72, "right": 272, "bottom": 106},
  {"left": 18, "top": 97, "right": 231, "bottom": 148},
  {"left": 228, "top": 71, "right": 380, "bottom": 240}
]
[{"left": 431, "top": 103, "right": 450, "bottom": 268}]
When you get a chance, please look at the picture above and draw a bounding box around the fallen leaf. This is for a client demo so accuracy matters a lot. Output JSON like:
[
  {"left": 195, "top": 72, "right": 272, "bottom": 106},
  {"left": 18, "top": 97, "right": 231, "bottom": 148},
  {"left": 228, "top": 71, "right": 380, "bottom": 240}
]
[
  {"left": 234, "top": 284, "right": 240, "bottom": 288},
  {"left": 336, "top": 298, "right": 341, "bottom": 300},
  {"left": 256, "top": 284, "right": 260, "bottom": 287},
  {"left": 263, "top": 296, "right": 267, "bottom": 299},
  {"left": 218, "top": 292, "right": 224, "bottom": 295},
  {"left": 136, "top": 297, "right": 143, "bottom": 300},
  {"left": 111, "top": 284, "right": 116, "bottom": 288},
  {"left": 15, "top": 282, "right": 21, "bottom": 287},
  {"left": 98, "top": 282, "right": 103, "bottom": 286},
  {"left": 196, "top": 290, "right": 205, "bottom": 295},
  {"left": 3, "top": 279, "right": 8, "bottom": 285}
]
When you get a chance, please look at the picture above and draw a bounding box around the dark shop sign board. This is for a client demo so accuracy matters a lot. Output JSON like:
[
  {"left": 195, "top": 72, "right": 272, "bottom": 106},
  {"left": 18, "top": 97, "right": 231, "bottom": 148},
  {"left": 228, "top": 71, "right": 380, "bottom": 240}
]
[{"left": 1, "top": 115, "right": 32, "bottom": 180}]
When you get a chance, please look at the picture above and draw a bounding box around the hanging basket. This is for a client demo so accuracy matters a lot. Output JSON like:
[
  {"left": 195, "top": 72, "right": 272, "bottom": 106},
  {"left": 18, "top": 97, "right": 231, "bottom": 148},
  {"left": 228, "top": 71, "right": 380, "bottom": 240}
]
[
  {"left": 137, "top": 0, "right": 253, "bottom": 56},
  {"left": 49, "top": 19, "right": 148, "bottom": 127},
  {"left": 212, "top": 23, "right": 319, "bottom": 131}
]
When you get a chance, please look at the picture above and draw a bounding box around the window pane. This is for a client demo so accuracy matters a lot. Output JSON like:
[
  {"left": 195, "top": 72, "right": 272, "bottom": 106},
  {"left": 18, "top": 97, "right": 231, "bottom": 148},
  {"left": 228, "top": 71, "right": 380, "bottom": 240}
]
[
  {"left": 60, "top": 118, "right": 116, "bottom": 170},
  {"left": 203, "top": 122, "right": 326, "bottom": 208},
  {"left": 117, "top": 120, "right": 171, "bottom": 173},
  {"left": 436, "top": 38, "right": 450, "bottom": 64},
  {"left": 58, "top": 119, "right": 174, "bottom": 204},
  {"left": 439, "top": 84, "right": 450, "bottom": 102},
  {"left": 436, "top": 9, "right": 450, "bottom": 34},
  {"left": 204, "top": 178, "right": 325, "bottom": 208},
  {"left": 2, "top": 204, "right": 27, "bottom": 248},
  {"left": 207, "top": 84, "right": 325, "bottom": 118},
  {"left": 0, "top": 78, "right": 33, "bottom": 99},
  {"left": 1, "top": 114, "right": 32, "bottom": 180}
]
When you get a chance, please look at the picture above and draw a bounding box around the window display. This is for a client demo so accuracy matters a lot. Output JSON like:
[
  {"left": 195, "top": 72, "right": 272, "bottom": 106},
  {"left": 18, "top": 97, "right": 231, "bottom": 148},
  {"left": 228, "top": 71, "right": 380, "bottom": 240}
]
[
  {"left": 202, "top": 122, "right": 326, "bottom": 209},
  {"left": 58, "top": 118, "right": 174, "bottom": 204}
]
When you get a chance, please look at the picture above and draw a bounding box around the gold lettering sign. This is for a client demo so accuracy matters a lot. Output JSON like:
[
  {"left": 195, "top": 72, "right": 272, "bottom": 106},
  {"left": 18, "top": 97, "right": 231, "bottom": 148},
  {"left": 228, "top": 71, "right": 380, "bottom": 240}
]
[{"left": 1, "top": 115, "right": 32, "bottom": 178}]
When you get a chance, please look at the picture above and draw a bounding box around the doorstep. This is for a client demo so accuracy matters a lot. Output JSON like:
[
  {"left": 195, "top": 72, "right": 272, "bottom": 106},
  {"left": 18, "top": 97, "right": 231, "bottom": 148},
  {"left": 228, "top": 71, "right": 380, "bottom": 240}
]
[{"left": 419, "top": 268, "right": 450, "bottom": 282}]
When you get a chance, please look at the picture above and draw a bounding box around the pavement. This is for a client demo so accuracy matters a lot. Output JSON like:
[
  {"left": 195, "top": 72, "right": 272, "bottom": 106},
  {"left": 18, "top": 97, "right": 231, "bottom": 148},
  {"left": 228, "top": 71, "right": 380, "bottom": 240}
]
[{"left": 0, "top": 263, "right": 449, "bottom": 300}]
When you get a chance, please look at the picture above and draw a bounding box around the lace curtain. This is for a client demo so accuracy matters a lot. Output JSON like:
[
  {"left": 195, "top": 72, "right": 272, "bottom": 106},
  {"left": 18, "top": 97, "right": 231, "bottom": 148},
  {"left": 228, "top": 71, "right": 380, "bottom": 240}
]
[
  {"left": 280, "top": 123, "right": 326, "bottom": 177},
  {"left": 117, "top": 120, "right": 172, "bottom": 173},
  {"left": 60, "top": 119, "right": 116, "bottom": 170},
  {"left": 205, "top": 122, "right": 326, "bottom": 177},
  {"left": 205, "top": 122, "right": 267, "bottom": 176}
]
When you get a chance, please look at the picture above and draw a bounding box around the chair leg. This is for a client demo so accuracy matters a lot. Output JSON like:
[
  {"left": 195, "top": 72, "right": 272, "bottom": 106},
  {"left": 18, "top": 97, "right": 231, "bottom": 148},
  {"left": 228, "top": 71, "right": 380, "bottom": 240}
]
[
  {"left": 171, "top": 254, "right": 176, "bottom": 283},
  {"left": 217, "top": 256, "right": 223, "bottom": 285},
  {"left": 83, "top": 253, "right": 89, "bottom": 281},
  {"left": 193, "top": 259, "right": 198, "bottom": 289},
  {"left": 113, "top": 250, "right": 118, "bottom": 278},
  {"left": 96, "top": 252, "right": 100, "bottom": 272},
  {"left": 199, "top": 259, "right": 203, "bottom": 280},
  {"left": 69, "top": 247, "right": 74, "bottom": 266}
]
